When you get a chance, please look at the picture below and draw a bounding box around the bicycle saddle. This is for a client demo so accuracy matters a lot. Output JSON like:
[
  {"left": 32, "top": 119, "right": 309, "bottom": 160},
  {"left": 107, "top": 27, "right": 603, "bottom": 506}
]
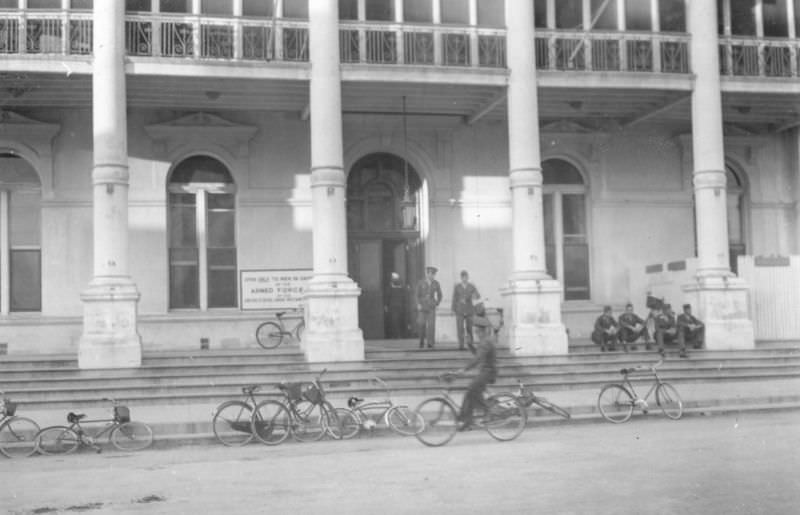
[
  {"left": 347, "top": 396, "right": 364, "bottom": 408},
  {"left": 275, "top": 311, "right": 286, "bottom": 318},
  {"left": 242, "top": 385, "right": 261, "bottom": 394},
  {"left": 67, "top": 412, "right": 86, "bottom": 424}
]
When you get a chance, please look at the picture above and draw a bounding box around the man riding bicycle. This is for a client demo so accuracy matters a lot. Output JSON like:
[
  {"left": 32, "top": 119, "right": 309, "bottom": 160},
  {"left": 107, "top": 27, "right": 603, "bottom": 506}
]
[{"left": 448, "top": 303, "right": 498, "bottom": 430}]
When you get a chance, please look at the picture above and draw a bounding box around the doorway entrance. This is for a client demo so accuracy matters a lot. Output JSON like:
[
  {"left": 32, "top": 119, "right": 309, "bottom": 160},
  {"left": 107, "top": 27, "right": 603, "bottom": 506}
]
[{"left": 346, "top": 153, "right": 423, "bottom": 340}]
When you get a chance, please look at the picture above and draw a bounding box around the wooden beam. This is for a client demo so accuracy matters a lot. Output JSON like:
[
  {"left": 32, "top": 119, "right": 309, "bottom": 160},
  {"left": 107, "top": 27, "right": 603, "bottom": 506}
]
[
  {"left": 465, "top": 90, "right": 507, "bottom": 125},
  {"left": 622, "top": 94, "right": 690, "bottom": 128},
  {"left": 775, "top": 118, "right": 800, "bottom": 133}
]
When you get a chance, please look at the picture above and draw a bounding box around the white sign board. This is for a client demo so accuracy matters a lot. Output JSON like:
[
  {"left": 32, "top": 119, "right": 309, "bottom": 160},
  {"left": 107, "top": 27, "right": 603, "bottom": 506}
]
[{"left": 240, "top": 269, "right": 312, "bottom": 311}]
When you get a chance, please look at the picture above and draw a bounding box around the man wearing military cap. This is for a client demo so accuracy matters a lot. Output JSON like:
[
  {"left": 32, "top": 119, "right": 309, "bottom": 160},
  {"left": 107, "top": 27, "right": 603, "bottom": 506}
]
[{"left": 415, "top": 266, "right": 442, "bottom": 348}]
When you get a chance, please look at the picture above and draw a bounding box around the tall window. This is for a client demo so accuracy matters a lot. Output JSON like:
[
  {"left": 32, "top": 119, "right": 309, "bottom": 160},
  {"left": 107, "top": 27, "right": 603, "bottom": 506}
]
[
  {"left": 542, "top": 159, "right": 590, "bottom": 301},
  {"left": 0, "top": 153, "right": 41, "bottom": 313},
  {"left": 726, "top": 165, "right": 746, "bottom": 274},
  {"left": 168, "top": 156, "right": 237, "bottom": 310}
]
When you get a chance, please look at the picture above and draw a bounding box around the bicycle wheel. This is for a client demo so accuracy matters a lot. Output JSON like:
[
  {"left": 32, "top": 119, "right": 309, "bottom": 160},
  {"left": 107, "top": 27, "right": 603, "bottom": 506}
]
[
  {"left": 212, "top": 401, "right": 255, "bottom": 446},
  {"left": 656, "top": 382, "right": 683, "bottom": 420},
  {"left": 0, "top": 416, "right": 40, "bottom": 458},
  {"left": 597, "top": 384, "right": 635, "bottom": 424},
  {"left": 414, "top": 398, "right": 458, "bottom": 447},
  {"left": 255, "top": 321, "right": 284, "bottom": 349},
  {"left": 331, "top": 408, "right": 360, "bottom": 440},
  {"left": 250, "top": 400, "right": 291, "bottom": 446},
  {"left": 386, "top": 405, "right": 425, "bottom": 436},
  {"left": 111, "top": 421, "right": 154, "bottom": 451},
  {"left": 291, "top": 401, "right": 328, "bottom": 442},
  {"left": 532, "top": 396, "right": 572, "bottom": 419},
  {"left": 484, "top": 394, "right": 527, "bottom": 442},
  {"left": 36, "top": 426, "right": 80, "bottom": 455},
  {"left": 294, "top": 320, "right": 305, "bottom": 342}
]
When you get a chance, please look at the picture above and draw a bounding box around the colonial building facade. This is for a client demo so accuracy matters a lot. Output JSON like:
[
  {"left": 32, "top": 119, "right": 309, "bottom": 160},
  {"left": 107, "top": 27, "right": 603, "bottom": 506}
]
[{"left": 0, "top": 0, "right": 798, "bottom": 367}]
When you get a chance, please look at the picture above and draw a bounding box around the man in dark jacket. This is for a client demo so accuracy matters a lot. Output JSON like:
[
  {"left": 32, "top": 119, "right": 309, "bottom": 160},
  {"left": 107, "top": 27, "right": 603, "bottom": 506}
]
[
  {"left": 415, "top": 266, "right": 442, "bottom": 348},
  {"left": 676, "top": 303, "right": 704, "bottom": 357},
  {"left": 451, "top": 303, "right": 497, "bottom": 430},
  {"left": 591, "top": 305, "right": 621, "bottom": 352},
  {"left": 618, "top": 303, "right": 648, "bottom": 351}
]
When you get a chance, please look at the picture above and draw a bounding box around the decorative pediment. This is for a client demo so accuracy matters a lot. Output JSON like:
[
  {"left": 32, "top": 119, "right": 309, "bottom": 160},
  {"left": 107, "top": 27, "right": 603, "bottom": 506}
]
[
  {"left": 0, "top": 110, "right": 60, "bottom": 142},
  {"left": 540, "top": 119, "right": 596, "bottom": 134},
  {"left": 144, "top": 112, "right": 258, "bottom": 158}
]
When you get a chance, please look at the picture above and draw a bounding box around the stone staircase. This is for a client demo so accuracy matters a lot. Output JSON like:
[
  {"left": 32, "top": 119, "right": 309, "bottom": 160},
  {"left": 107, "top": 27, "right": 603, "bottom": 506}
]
[{"left": 1, "top": 339, "right": 799, "bottom": 445}]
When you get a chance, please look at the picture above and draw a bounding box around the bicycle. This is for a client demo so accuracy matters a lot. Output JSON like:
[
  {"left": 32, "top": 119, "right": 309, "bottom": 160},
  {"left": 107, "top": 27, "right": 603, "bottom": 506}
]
[
  {"left": 35, "top": 398, "right": 153, "bottom": 455},
  {"left": 511, "top": 381, "right": 572, "bottom": 420},
  {"left": 250, "top": 368, "right": 341, "bottom": 445},
  {"left": 255, "top": 310, "right": 305, "bottom": 349},
  {"left": 212, "top": 384, "right": 265, "bottom": 446},
  {"left": 597, "top": 351, "right": 683, "bottom": 423},
  {"left": 413, "top": 374, "right": 527, "bottom": 447},
  {"left": 0, "top": 394, "right": 40, "bottom": 458},
  {"left": 333, "top": 376, "right": 425, "bottom": 439}
]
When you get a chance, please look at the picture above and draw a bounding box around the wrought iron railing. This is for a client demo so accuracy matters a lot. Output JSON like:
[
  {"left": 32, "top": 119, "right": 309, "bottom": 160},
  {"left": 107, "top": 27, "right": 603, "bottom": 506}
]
[
  {"left": 124, "top": 14, "right": 308, "bottom": 61},
  {"left": 719, "top": 36, "right": 799, "bottom": 78},
  {"left": 534, "top": 29, "right": 691, "bottom": 74},
  {"left": 337, "top": 21, "right": 505, "bottom": 68},
  {"left": 0, "top": 10, "right": 92, "bottom": 55}
]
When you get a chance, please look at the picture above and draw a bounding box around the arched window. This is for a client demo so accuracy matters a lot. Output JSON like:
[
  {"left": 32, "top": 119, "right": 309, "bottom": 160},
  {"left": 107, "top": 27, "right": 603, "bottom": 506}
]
[
  {"left": 167, "top": 156, "right": 237, "bottom": 310},
  {"left": 0, "top": 153, "right": 41, "bottom": 313},
  {"left": 542, "top": 158, "right": 590, "bottom": 301}
]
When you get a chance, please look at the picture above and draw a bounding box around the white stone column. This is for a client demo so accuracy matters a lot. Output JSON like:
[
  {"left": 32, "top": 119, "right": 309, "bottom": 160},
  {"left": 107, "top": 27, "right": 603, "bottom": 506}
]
[
  {"left": 78, "top": 1, "right": 142, "bottom": 368},
  {"left": 303, "top": 1, "right": 364, "bottom": 362},
  {"left": 500, "top": 0, "right": 568, "bottom": 356},
  {"left": 683, "top": 0, "right": 754, "bottom": 350}
]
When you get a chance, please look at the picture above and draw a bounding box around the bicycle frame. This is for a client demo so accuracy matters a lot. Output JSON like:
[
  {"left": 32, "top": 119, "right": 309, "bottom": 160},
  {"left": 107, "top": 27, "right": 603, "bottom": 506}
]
[
  {"left": 619, "top": 360, "right": 667, "bottom": 407},
  {"left": 275, "top": 311, "right": 304, "bottom": 340}
]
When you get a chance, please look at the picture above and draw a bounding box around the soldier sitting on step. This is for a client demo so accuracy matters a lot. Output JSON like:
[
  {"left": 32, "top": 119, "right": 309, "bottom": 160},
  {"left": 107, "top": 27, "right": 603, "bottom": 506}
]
[
  {"left": 591, "top": 305, "right": 623, "bottom": 352},
  {"left": 676, "top": 303, "right": 704, "bottom": 357},
  {"left": 618, "top": 303, "right": 649, "bottom": 351}
]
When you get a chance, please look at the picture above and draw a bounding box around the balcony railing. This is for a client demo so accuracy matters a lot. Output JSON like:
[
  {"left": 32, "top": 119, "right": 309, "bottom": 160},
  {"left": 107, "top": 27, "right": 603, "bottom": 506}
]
[
  {"left": 0, "top": 10, "right": 92, "bottom": 55},
  {"left": 124, "top": 14, "right": 309, "bottom": 61},
  {"left": 719, "top": 36, "right": 800, "bottom": 77},
  {"left": 534, "top": 30, "right": 691, "bottom": 74},
  {"left": 338, "top": 21, "right": 506, "bottom": 68}
]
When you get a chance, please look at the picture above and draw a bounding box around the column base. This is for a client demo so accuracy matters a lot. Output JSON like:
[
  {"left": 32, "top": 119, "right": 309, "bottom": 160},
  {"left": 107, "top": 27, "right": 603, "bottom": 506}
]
[
  {"left": 78, "top": 279, "right": 142, "bottom": 369},
  {"left": 682, "top": 275, "right": 754, "bottom": 350},
  {"left": 501, "top": 277, "right": 568, "bottom": 356},
  {"left": 301, "top": 276, "right": 364, "bottom": 362}
]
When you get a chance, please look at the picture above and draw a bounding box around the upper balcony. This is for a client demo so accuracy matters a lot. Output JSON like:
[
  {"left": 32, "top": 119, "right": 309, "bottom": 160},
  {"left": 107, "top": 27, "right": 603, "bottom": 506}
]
[{"left": 0, "top": 9, "right": 798, "bottom": 92}]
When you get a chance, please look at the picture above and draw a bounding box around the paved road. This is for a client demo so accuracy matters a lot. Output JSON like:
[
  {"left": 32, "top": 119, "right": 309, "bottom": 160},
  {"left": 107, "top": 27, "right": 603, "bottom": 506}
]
[{"left": 2, "top": 411, "right": 799, "bottom": 514}]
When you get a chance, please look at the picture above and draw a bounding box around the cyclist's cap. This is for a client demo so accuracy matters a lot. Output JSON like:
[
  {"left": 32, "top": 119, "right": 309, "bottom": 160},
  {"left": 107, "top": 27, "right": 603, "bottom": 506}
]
[
  {"left": 682, "top": 303, "right": 691, "bottom": 309},
  {"left": 426, "top": 266, "right": 438, "bottom": 274},
  {"left": 603, "top": 305, "right": 612, "bottom": 312}
]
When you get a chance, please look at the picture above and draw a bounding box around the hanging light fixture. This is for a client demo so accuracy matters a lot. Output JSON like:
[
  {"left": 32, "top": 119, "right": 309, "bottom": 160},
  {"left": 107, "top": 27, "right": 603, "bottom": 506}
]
[{"left": 400, "top": 95, "right": 417, "bottom": 230}]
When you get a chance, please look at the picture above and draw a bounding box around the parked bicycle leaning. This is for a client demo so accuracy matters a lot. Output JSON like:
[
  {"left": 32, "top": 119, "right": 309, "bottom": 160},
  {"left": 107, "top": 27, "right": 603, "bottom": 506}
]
[
  {"left": 333, "top": 376, "right": 424, "bottom": 439},
  {"left": 0, "top": 394, "right": 40, "bottom": 458},
  {"left": 255, "top": 309, "right": 305, "bottom": 349},
  {"left": 36, "top": 398, "right": 153, "bottom": 455}
]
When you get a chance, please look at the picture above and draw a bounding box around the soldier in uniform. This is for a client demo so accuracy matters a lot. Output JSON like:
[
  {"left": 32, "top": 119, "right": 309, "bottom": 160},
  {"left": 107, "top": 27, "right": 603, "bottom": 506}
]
[
  {"left": 591, "top": 305, "right": 621, "bottom": 352},
  {"left": 676, "top": 303, "right": 704, "bottom": 357},
  {"left": 655, "top": 303, "right": 679, "bottom": 356},
  {"left": 451, "top": 270, "right": 481, "bottom": 353},
  {"left": 415, "top": 266, "right": 442, "bottom": 349},
  {"left": 618, "top": 303, "right": 648, "bottom": 351}
]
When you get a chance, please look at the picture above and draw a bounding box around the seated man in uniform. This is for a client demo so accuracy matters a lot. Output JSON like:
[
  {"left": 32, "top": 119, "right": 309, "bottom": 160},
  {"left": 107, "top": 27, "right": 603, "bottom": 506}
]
[
  {"left": 449, "top": 303, "right": 497, "bottom": 431},
  {"left": 654, "top": 303, "right": 679, "bottom": 355},
  {"left": 677, "top": 303, "right": 705, "bottom": 357},
  {"left": 618, "top": 303, "right": 648, "bottom": 351},
  {"left": 591, "top": 305, "right": 621, "bottom": 352}
]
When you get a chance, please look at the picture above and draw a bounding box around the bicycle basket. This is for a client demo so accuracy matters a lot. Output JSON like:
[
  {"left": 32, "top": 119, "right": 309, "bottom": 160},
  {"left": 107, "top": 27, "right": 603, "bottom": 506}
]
[
  {"left": 2, "top": 400, "right": 16, "bottom": 416},
  {"left": 302, "top": 383, "right": 323, "bottom": 405},
  {"left": 114, "top": 405, "right": 131, "bottom": 423}
]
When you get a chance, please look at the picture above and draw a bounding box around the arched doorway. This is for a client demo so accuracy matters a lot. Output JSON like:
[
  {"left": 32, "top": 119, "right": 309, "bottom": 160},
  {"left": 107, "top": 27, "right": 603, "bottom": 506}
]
[
  {"left": 542, "top": 158, "right": 590, "bottom": 301},
  {"left": 167, "top": 155, "right": 237, "bottom": 310},
  {"left": 0, "top": 152, "right": 42, "bottom": 313},
  {"left": 346, "top": 152, "right": 423, "bottom": 339},
  {"left": 726, "top": 164, "right": 747, "bottom": 274}
]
